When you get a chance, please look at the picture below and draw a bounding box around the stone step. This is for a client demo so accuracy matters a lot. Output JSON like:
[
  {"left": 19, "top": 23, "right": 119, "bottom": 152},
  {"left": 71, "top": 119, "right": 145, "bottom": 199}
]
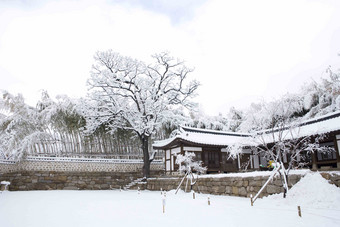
[{"left": 124, "top": 177, "right": 146, "bottom": 190}]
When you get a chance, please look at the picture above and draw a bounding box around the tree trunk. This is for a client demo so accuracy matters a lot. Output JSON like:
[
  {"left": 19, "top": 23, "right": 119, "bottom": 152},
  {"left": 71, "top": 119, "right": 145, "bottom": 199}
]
[
  {"left": 141, "top": 135, "right": 150, "bottom": 178},
  {"left": 278, "top": 161, "right": 289, "bottom": 198},
  {"left": 283, "top": 173, "right": 288, "bottom": 198}
]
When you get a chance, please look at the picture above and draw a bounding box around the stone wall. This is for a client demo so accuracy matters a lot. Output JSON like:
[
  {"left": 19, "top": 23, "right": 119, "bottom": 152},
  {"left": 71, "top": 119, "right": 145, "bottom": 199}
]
[
  {"left": 2, "top": 160, "right": 339, "bottom": 199},
  {"left": 0, "top": 158, "right": 164, "bottom": 191},
  {"left": 320, "top": 172, "right": 340, "bottom": 187},
  {"left": 0, "top": 171, "right": 147, "bottom": 191},
  {"left": 134, "top": 172, "right": 340, "bottom": 198},
  {"left": 140, "top": 175, "right": 301, "bottom": 198}
]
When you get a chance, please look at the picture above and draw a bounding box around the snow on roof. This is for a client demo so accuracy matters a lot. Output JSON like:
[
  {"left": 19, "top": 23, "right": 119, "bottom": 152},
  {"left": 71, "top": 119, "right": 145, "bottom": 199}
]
[
  {"left": 153, "top": 126, "right": 251, "bottom": 148},
  {"left": 258, "top": 111, "right": 340, "bottom": 144},
  {"left": 180, "top": 126, "right": 251, "bottom": 137},
  {"left": 294, "top": 111, "right": 340, "bottom": 136},
  {"left": 153, "top": 111, "right": 340, "bottom": 149},
  {"left": 153, "top": 135, "right": 182, "bottom": 148}
]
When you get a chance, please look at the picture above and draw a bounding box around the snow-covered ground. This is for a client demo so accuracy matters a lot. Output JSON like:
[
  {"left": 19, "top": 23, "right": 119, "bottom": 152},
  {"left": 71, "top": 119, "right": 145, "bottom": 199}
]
[{"left": 0, "top": 172, "right": 339, "bottom": 227}]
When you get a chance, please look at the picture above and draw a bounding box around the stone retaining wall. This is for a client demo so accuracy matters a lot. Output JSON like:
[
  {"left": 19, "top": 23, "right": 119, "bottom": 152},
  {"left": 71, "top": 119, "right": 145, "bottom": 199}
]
[
  {"left": 320, "top": 172, "right": 340, "bottom": 187},
  {"left": 2, "top": 167, "right": 339, "bottom": 199},
  {"left": 0, "top": 171, "right": 148, "bottom": 191},
  {"left": 140, "top": 175, "right": 301, "bottom": 198},
  {"left": 0, "top": 158, "right": 165, "bottom": 191},
  {"left": 134, "top": 172, "right": 340, "bottom": 198}
]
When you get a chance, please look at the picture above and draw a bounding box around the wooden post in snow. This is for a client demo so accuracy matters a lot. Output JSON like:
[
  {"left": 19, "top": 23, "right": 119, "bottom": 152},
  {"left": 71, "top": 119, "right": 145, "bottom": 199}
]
[
  {"left": 162, "top": 194, "right": 166, "bottom": 213},
  {"left": 298, "top": 206, "right": 302, "bottom": 217}
]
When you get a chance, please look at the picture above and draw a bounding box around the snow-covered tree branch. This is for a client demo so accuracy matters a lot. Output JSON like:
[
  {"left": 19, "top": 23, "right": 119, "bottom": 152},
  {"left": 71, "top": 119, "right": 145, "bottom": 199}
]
[
  {"left": 84, "top": 50, "right": 199, "bottom": 177},
  {"left": 176, "top": 152, "right": 207, "bottom": 174},
  {"left": 232, "top": 96, "right": 335, "bottom": 198}
]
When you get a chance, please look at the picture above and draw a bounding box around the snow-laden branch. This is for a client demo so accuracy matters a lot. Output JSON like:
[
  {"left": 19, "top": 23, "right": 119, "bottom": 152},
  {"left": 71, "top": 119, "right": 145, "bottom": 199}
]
[
  {"left": 83, "top": 50, "right": 199, "bottom": 177},
  {"left": 176, "top": 152, "right": 207, "bottom": 174}
]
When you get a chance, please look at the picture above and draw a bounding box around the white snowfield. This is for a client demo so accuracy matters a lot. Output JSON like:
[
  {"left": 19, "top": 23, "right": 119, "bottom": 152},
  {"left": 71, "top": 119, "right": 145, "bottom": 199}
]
[{"left": 0, "top": 172, "right": 339, "bottom": 227}]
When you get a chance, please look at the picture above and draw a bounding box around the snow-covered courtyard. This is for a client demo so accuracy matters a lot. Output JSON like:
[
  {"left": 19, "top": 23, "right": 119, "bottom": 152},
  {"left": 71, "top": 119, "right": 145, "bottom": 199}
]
[{"left": 1, "top": 172, "right": 340, "bottom": 227}]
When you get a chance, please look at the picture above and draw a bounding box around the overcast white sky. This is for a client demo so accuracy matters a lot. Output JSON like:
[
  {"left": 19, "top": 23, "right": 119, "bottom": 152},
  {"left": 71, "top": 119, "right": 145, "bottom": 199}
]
[{"left": 1, "top": 0, "right": 340, "bottom": 116}]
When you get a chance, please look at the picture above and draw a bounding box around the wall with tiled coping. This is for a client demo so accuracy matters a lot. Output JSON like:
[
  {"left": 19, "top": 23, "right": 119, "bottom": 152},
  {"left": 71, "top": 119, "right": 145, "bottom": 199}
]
[
  {"left": 0, "top": 157, "right": 164, "bottom": 191},
  {"left": 1, "top": 157, "right": 339, "bottom": 199},
  {"left": 0, "top": 157, "right": 164, "bottom": 173}
]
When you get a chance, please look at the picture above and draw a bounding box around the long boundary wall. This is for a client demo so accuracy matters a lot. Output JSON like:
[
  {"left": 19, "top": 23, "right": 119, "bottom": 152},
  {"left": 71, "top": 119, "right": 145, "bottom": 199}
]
[
  {"left": 2, "top": 158, "right": 340, "bottom": 199},
  {"left": 0, "top": 157, "right": 164, "bottom": 191},
  {"left": 0, "top": 157, "right": 164, "bottom": 173},
  {"left": 0, "top": 171, "right": 146, "bottom": 191}
]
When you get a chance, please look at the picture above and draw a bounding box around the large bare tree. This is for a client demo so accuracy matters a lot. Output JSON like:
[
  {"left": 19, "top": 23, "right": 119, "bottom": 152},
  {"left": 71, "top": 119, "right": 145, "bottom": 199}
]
[{"left": 85, "top": 50, "right": 199, "bottom": 177}]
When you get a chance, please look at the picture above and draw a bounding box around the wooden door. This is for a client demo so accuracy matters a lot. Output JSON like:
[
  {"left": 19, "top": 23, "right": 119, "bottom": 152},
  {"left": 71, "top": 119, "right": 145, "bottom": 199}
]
[{"left": 204, "top": 151, "right": 220, "bottom": 171}]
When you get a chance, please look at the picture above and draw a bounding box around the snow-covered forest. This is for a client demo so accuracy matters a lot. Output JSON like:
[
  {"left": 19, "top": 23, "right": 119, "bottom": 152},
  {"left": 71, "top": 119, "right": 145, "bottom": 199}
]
[
  {"left": 0, "top": 90, "right": 144, "bottom": 160},
  {"left": 0, "top": 52, "right": 339, "bottom": 162}
]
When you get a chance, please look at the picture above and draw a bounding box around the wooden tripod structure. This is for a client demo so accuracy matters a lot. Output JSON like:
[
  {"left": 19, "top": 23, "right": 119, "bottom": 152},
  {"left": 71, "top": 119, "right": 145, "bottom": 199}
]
[
  {"left": 175, "top": 170, "right": 198, "bottom": 194},
  {"left": 251, "top": 162, "right": 288, "bottom": 205}
]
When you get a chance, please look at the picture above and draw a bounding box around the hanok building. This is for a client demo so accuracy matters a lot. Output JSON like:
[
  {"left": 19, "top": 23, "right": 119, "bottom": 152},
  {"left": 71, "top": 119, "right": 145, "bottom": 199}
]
[
  {"left": 153, "top": 127, "right": 252, "bottom": 173},
  {"left": 153, "top": 111, "right": 340, "bottom": 173}
]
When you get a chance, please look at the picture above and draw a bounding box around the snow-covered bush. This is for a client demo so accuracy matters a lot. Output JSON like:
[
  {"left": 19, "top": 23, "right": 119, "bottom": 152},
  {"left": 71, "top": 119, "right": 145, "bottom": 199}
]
[{"left": 175, "top": 152, "right": 207, "bottom": 174}]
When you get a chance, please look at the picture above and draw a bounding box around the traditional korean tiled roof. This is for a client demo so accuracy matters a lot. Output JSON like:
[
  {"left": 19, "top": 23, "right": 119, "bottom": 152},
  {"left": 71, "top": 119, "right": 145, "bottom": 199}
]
[
  {"left": 257, "top": 110, "right": 340, "bottom": 144},
  {"left": 153, "top": 126, "right": 251, "bottom": 149},
  {"left": 153, "top": 111, "right": 340, "bottom": 149}
]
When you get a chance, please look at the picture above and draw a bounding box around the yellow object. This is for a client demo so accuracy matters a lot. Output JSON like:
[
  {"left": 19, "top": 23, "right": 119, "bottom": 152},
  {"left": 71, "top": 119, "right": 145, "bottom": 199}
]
[{"left": 267, "top": 160, "right": 274, "bottom": 168}]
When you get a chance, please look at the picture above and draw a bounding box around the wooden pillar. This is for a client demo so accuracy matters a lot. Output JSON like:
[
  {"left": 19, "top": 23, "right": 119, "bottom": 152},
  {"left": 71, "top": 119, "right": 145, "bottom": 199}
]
[
  {"left": 202, "top": 150, "right": 205, "bottom": 169},
  {"left": 219, "top": 149, "right": 222, "bottom": 173},
  {"left": 335, "top": 134, "right": 340, "bottom": 169},
  {"left": 312, "top": 151, "right": 318, "bottom": 170}
]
